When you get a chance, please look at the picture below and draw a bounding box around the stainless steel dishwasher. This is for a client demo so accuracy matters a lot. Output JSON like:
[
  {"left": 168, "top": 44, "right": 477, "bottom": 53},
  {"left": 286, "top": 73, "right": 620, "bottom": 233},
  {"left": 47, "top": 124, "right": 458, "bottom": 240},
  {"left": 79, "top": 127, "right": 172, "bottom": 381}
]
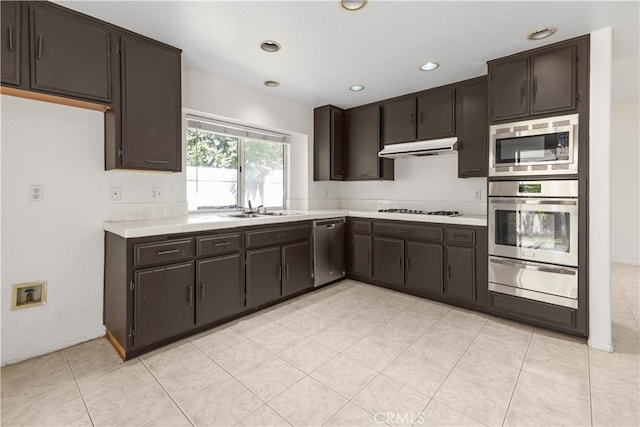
[{"left": 313, "top": 218, "right": 346, "bottom": 286}]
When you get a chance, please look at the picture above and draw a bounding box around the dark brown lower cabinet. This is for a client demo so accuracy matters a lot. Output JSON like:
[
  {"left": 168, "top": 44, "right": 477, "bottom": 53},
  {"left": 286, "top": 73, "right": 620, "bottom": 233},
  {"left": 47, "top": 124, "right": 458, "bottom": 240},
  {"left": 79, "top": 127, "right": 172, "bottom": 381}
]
[
  {"left": 133, "top": 261, "right": 194, "bottom": 349},
  {"left": 405, "top": 241, "right": 443, "bottom": 293},
  {"left": 196, "top": 254, "right": 244, "bottom": 326},
  {"left": 373, "top": 237, "right": 404, "bottom": 287},
  {"left": 282, "top": 241, "right": 312, "bottom": 297},
  {"left": 246, "top": 246, "right": 282, "bottom": 308},
  {"left": 351, "top": 234, "right": 372, "bottom": 279},
  {"left": 444, "top": 246, "right": 475, "bottom": 301}
]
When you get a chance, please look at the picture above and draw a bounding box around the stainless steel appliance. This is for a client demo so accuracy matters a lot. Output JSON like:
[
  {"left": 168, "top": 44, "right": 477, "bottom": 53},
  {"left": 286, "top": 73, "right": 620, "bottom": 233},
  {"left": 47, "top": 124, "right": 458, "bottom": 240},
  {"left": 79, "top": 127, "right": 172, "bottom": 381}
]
[
  {"left": 313, "top": 218, "right": 345, "bottom": 287},
  {"left": 378, "top": 209, "right": 462, "bottom": 217},
  {"left": 488, "top": 180, "right": 579, "bottom": 309},
  {"left": 489, "top": 113, "right": 579, "bottom": 177}
]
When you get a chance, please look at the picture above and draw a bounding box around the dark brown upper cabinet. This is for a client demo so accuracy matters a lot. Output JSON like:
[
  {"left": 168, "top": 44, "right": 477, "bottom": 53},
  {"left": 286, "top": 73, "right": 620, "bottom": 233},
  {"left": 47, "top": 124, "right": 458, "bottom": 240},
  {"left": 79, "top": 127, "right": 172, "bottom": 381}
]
[
  {"left": 314, "top": 105, "right": 345, "bottom": 181},
  {"left": 416, "top": 87, "right": 455, "bottom": 140},
  {"left": 113, "top": 34, "right": 182, "bottom": 172},
  {"left": 381, "top": 86, "right": 455, "bottom": 145},
  {"left": 456, "top": 76, "right": 488, "bottom": 178},
  {"left": 488, "top": 37, "right": 584, "bottom": 123},
  {"left": 382, "top": 96, "right": 416, "bottom": 144},
  {"left": 28, "top": 2, "right": 112, "bottom": 103},
  {"left": 1, "top": 1, "right": 21, "bottom": 86},
  {"left": 345, "top": 103, "right": 394, "bottom": 180}
]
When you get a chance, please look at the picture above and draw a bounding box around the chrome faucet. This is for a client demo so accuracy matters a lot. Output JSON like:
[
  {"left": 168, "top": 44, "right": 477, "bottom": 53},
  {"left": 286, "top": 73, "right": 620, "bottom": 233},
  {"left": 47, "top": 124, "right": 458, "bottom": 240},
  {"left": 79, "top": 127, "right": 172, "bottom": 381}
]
[{"left": 248, "top": 200, "right": 253, "bottom": 213}]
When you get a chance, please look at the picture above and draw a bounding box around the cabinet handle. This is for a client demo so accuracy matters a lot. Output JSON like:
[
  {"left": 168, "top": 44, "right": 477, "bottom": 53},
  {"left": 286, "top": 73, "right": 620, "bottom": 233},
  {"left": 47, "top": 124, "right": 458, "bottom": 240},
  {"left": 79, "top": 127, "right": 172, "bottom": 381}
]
[
  {"left": 278, "top": 265, "right": 282, "bottom": 280},
  {"left": 407, "top": 258, "right": 411, "bottom": 271},
  {"left": 448, "top": 264, "right": 452, "bottom": 279},
  {"left": 157, "top": 249, "right": 180, "bottom": 255},
  {"left": 200, "top": 282, "right": 205, "bottom": 301},
  {"left": 146, "top": 160, "right": 168, "bottom": 165},
  {"left": 187, "top": 284, "right": 193, "bottom": 306},
  {"left": 398, "top": 256, "right": 403, "bottom": 269},
  {"left": 277, "top": 233, "right": 287, "bottom": 238},
  {"left": 398, "top": 229, "right": 411, "bottom": 235},
  {"left": 520, "top": 79, "right": 526, "bottom": 105},
  {"left": 367, "top": 251, "right": 371, "bottom": 266},
  {"left": 285, "top": 264, "right": 290, "bottom": 279},
  {"left": 467, "top": 168, "right": 481, "bottom": 172},
  {"left": 8, "top": 25, "right": 13, "bottom": 51},
  {"left": 410, "top": 113, "right": 414, "bottom": 125},
  {"left": 37, "top": 35, "right": 43, "bottom": 58},
  {"left": 533, "top": 76, "right": 538, "bottom": 102},
  {"left": 452, "top": 234, "right": 468, "bottom": 238},
  {"left": 213, "top": 242, "right": 231, "bottom": 247}
]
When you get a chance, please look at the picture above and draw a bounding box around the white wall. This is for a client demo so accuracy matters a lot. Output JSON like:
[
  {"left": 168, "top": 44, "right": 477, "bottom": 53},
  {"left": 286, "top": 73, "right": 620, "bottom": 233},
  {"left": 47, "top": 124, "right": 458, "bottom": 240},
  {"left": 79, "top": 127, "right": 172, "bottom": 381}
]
[
  {"left": 0, "top": 66, "right": 319, "bottom": 365},
  {"left": 611, "top": 101, "right": 640, "bottom": 265},
  {"left": 588, "top": 28, "right": 613, "bottom": 352},
  {"left": 340, "top": 154, "right": 487, "bottom": 214}
]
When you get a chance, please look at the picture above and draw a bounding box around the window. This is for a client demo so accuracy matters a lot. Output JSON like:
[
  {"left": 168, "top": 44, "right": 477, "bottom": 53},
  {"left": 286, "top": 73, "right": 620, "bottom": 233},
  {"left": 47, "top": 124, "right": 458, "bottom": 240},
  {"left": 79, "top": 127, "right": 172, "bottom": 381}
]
[{"left": 186, "top": 116, "right": 287, "bottom": 211}]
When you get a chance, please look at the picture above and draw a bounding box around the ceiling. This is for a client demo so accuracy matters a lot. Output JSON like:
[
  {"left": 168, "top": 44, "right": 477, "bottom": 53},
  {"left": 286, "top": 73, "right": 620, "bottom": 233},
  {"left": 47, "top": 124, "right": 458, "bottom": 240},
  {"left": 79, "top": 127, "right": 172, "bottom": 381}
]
[{"left": 57, "top": 1, "right": 639, "bottom": 109}]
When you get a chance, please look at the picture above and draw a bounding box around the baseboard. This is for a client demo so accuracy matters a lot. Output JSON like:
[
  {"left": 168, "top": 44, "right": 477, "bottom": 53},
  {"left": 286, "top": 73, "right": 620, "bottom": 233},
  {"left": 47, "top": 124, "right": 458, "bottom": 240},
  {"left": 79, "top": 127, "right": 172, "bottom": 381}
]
[
  {"left": 588, "top": 338, "right": 614, "bottom": 352},
  {"left": 611, "top": 259, "right": 640, "bottom": 266}
]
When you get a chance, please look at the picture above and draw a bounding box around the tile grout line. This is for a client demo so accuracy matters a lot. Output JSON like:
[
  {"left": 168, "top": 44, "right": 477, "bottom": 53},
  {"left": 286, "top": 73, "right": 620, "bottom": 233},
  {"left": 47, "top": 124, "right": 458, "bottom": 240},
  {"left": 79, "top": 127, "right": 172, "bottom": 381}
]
[
  {"left": 423, "top": 316, "right": 491, "bottom": 427},
  {"left": 62, "top": 349, "right": 96, "bottom": 427},
  {"left": 137, "top": 356, "right": 195, "bottom": 426},
  {"left": 587, "top": 345, "right": 594, "bottom": 427},
  {"left": 499, "top": 328, "right": 534, "bottom": 426},
  {"left": 612, "top": 274, "right": 640, "bottom": 329}
]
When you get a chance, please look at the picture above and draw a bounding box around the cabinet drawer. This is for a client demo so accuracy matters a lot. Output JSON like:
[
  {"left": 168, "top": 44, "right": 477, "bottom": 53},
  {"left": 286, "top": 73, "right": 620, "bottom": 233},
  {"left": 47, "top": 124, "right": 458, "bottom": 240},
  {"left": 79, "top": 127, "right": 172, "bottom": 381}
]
[
  {"left": 351, "top": 220, "right": 372, "bottom": 235},
  {"left": 197, "top": 234, "right": 241, "bottom": 257},
  {"left": 445, "top": 228, "right": 475, "bottom": 245},
  {"left": 489, "top": 292, "right": 576, "bottom": 328},
  {"left": 134, "top": 238, "right": 194, "bottom": 267},
  {"left": 246, "top": 225, "right": 309, "bottom": 249},
  {"left": 374, "top": 222, "right": 442, "bottom": 242}
]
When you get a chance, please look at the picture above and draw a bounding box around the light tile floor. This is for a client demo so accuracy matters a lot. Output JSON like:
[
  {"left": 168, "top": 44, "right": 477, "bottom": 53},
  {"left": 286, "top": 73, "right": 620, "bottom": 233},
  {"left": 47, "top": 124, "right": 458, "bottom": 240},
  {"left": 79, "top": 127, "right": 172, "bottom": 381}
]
[{"left": 2, "top": 264, "right": 638, "bottom": 426}]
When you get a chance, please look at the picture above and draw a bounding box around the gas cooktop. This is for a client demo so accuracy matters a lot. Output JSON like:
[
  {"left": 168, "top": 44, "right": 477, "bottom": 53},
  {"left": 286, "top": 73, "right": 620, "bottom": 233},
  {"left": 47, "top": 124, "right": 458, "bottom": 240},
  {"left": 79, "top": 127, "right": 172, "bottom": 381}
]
[{"left": 378, "top": 209, "right": 462, "bottom": 217}]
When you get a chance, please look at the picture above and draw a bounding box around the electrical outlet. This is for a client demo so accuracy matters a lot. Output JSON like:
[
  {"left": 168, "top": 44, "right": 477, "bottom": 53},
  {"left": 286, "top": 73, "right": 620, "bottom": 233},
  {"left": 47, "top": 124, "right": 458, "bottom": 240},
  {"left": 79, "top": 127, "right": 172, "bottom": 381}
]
[
  {"left": 111, "top": 187, "right": 122, "bottom": 201},
  {"left": 29, "top": 185, "right": 44, "bottom": 202},
  {"left": 474, "top": 190, "right": 482, "bottom": 201},
  {"left": 324, "top": 189, "right": 329, "bottom": 198},
  {"left": 151, "top": 187, "right": 163, "bottom": 200}
]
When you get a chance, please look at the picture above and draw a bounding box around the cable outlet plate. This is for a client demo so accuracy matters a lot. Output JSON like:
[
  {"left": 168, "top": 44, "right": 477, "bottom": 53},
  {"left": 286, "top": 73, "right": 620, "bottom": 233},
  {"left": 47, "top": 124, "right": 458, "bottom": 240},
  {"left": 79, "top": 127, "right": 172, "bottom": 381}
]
[
  {"left": 29, "top": 185, "right": 44, "bottom": 202},
  {"left": 111, "top": 187, "right": 122, "bottom": 201}
]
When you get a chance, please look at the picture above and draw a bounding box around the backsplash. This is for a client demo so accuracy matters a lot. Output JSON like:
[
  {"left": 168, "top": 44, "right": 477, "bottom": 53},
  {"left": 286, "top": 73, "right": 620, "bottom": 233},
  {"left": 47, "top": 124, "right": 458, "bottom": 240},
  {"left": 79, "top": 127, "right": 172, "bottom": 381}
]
[{"left": 110, "top": 201, "right": 188, "bottom": 221}]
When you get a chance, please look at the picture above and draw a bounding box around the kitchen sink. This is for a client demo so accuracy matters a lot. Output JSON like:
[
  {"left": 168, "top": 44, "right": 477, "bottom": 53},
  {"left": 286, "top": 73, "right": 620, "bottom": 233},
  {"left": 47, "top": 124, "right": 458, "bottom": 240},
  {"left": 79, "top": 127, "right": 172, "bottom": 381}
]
[
  {"left": 256, "top": 211, "right": 300, "bottom": 216},
  {"left": 227, "top": 213, "right": 260, "bottom": 218}
]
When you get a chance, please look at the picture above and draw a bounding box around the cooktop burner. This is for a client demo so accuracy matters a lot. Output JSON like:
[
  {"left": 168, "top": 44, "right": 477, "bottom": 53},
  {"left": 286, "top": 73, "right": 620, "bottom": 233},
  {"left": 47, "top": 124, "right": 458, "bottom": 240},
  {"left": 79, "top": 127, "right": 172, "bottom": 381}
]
[{"left": 378, "top": 209, "right": 462, "bottom": 217}]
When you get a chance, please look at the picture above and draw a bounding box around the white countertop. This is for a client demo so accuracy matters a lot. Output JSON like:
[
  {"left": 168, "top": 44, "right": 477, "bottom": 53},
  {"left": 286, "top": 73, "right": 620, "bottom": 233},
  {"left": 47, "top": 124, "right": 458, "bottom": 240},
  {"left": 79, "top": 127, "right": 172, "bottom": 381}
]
[{"left": 104, "top": 210, "right": 487, "bottom": 238}]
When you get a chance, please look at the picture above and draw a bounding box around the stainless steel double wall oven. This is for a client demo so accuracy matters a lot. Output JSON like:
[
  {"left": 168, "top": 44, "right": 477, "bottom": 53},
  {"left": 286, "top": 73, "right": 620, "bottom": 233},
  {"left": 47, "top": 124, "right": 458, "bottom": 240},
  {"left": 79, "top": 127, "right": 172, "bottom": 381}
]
[{"left": 488, "top": 114, "right": 581, "bottom": 310}]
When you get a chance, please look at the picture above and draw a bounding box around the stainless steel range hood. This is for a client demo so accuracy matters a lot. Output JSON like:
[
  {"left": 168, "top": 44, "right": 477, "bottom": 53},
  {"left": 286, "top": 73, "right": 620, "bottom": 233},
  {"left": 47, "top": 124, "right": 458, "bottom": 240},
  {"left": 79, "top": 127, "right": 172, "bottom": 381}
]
[{"left": 378, "top": 137, "right": 458, "bottom": 159}]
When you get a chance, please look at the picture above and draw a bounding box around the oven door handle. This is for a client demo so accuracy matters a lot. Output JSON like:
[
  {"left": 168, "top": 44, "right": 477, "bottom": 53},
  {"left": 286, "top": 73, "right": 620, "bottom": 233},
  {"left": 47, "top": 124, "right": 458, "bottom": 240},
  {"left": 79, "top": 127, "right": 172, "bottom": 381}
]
[
  {"left": 489, "top": 198, "right": 577, "bottom": 206},
  {"left": 489, "top": 257, "right": 577, "bottom": 275}
]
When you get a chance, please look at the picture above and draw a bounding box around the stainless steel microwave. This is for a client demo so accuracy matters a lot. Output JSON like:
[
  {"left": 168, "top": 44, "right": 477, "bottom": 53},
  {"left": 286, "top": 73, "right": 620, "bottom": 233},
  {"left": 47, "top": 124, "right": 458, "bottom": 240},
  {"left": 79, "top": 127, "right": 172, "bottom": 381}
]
[{"left": 489, "top": 114, "right": 579, "bottom": 177}]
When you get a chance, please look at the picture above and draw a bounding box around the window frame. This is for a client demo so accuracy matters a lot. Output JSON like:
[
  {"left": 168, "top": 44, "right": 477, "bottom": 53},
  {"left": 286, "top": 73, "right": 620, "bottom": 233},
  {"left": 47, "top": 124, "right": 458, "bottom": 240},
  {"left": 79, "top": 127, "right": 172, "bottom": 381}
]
[{"left": 185, "top": 115, "right": 289, "bottom": 213}]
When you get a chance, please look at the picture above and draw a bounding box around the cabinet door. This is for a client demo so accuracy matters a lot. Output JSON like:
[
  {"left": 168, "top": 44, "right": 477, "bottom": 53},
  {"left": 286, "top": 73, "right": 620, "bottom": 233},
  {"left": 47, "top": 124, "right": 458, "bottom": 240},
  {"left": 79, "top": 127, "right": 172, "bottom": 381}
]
[
  {"left": 457, "top": 77, "right": 488, "bottom": 178},
  {"left": 29, "top": 4, "right": 111, "bottom": 102},
  {"left": 134, "top": 262, "right": 194, "bottom": 348},
  {"left": 330, "top": 107, "right": 346, "bottom": 180},
  {"left": 351, "top": 234, "right": 372, "bottom": 279},
  {"left": 488, "top": 58, "right": 529, "bottom": 122},
  {"left": 373, "top": 237, "right": 404, "bottom": 287},
  {"left": 417, "top": 88, "right": 455, "bottom": 140},
  {"left": 1, "top": 1, "right": 20, "bottom": 86},
  {"left": 445, "top": 246, "right": 475, "bottom": 301},
  {"left": 246, "top": 246, "right": 281, "bottom": 307},
  {"left": 282, "top": 241, "right": 312, "bottom": 297},
  {"left": 196, "top": 254, "right": 244, "bottom": 326},
  {"left": 382, "top": 96, "right": 416, "bottom": 144},
  {"left": 346, "top": 104, "right": 381, "bottom": 179},
  {"left": 119, "top": 35, "right": 181, "bottom": 171},
  {"left": 530, "top": 44, "right": 576, "bottom": 115},
  {"left": 405, "top": 241, "right": 443, "bottom": 294}
]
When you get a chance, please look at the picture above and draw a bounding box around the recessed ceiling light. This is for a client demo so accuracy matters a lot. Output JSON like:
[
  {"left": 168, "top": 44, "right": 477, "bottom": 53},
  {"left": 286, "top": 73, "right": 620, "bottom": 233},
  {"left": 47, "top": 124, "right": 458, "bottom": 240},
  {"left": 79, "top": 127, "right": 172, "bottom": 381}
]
[
  {"left": 528, "top": 27, "right": 557, "bottom": 40},
  {"left": 264, "top": 80, "right": 280, "bottom": 87},
  {"left": 420, "top": 62, "right": 439, "bottom": 71},
  {"left": 349, "top": 85, "right": 365, "bottom": 91},
  {"left": 340, "top": 0, "right": 367, "bottom": 11},
  {"left": 260, "top": 40, "right": 281, "bottom": 53}
]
